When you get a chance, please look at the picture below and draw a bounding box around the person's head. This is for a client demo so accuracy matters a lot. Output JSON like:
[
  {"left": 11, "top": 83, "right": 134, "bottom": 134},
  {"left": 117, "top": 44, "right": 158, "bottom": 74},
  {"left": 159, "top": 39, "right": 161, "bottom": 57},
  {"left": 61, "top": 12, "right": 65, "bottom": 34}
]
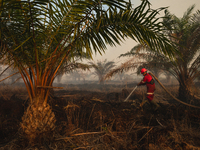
[{"left": 140, "top": 68, "right": 147, "bottom": 76}]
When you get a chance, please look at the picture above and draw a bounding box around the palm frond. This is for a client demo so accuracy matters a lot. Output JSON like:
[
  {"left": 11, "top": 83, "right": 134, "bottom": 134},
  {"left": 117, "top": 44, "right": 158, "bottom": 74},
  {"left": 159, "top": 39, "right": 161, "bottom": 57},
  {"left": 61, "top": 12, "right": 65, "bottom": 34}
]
[
  {"left": 104, "top": 57, "right": 143, "bottom": 80},
  {"left": 183, "top": 4, "right": 195, "bottom": 19}
]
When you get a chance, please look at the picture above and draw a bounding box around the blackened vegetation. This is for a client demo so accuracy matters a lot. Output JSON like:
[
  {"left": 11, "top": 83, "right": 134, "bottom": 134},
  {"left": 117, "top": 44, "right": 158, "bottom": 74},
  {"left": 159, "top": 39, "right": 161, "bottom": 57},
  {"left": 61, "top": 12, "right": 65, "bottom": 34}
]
[
  {"left": 0, "top": 94, "right": 27, "bottom": 145},
  {"left": 0, "top": 85, "right": 200, "bottom": 149}
]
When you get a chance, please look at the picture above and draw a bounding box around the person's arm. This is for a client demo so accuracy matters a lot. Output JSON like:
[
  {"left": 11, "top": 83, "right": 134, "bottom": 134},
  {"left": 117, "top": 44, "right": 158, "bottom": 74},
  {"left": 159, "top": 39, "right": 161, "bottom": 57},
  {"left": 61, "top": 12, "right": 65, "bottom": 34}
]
[
  {"left": 137, "top": 76, "right": 147, "bottom": 86},
  {"left": 137, "top": 80, "right": 146, "bottom": 86}
]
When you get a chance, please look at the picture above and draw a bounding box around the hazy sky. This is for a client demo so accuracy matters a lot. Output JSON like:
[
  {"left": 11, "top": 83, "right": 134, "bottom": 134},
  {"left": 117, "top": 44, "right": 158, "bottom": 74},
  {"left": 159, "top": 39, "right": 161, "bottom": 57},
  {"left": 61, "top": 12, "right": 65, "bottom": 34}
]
[{"left": 91, "top": 0, "right": 200, "bottom": 63}]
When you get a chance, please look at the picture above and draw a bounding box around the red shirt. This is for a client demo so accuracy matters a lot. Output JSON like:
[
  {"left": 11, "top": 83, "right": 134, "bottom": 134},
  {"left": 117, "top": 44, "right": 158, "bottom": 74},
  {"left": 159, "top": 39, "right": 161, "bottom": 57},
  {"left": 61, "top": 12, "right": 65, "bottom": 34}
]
[
  {"left": 139, "top": 73, "right": 155, "bottom": 93},
  {"left": 141, "top": 73, "right": 153, "bottom": 84}
]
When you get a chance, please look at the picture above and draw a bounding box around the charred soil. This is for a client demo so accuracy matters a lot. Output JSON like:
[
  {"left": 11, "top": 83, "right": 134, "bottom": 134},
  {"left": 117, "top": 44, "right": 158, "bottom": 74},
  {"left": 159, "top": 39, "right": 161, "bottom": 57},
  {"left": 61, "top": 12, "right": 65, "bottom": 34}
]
[{"left": 0, "top": 85, "right": 200, "bottom": 150}]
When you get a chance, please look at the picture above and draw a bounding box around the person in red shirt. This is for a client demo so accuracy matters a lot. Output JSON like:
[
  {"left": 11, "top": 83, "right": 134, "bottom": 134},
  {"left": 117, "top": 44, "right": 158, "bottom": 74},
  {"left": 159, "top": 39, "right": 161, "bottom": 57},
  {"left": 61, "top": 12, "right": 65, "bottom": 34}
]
[{"left": 137, "top": 68, "right": 160, "bottom": 111}]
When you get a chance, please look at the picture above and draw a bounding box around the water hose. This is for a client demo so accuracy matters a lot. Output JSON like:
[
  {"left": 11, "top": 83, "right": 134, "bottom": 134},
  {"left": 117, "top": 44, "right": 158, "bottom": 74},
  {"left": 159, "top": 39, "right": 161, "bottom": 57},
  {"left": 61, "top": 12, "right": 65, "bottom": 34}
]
[
  {"left": 124, "top": 86, "right": 138, "bottom": 102},
  {"left": 149, "top": 72, "right": 200, "bottom": 109}
]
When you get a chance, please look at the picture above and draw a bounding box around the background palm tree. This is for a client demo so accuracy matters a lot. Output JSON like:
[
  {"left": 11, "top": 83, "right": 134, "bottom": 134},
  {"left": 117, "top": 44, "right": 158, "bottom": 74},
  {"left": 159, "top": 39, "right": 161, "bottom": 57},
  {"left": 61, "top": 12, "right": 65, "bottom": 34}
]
[
  {"left": 0, "top": 0, "right": 176, "bottom": 143},
  {"left": 108, "top": 5, "right": 200, "bottom": 103},
  {"left": 89, "top": 59, "right": 115, "bottom": 84},
  {"left": 163, "top": 5, "right": 200, "bottom": 102}
]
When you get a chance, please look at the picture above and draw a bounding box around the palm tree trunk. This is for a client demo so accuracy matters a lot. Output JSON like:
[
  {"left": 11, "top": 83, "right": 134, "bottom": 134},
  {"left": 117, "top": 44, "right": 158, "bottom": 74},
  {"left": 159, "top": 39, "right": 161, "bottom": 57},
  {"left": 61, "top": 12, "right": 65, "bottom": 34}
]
[
  {"left": 99, "top": 76, "right": 104, "bottom": 85},
  {"left": 21, "top": 96, "right": 56, "bottom": 144},
  {"left": 178, "top": 79, "right": 193, "bottom": 103}
]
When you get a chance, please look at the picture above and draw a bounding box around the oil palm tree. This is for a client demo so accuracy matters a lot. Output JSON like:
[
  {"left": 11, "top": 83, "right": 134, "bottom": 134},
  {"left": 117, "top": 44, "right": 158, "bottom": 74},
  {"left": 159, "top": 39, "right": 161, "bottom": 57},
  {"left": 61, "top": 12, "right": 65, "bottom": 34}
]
[
  {"left": 163, "top": 6, "right": 200, "bottom": 102},
  {"left": 113, "top": 5, "right": 200, "bottom": 103},
  {"left": 0, "top": 0, "right": 176, "bottom": 143},
  {"left": 89, "top": 59, "right": 115, "bottom": 84}
]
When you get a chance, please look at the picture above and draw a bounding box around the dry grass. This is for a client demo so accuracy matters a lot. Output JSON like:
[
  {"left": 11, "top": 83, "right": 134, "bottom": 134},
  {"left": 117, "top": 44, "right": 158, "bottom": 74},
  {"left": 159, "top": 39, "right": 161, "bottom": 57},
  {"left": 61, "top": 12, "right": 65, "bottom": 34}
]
[
  {"left": 0, "top": 84, "right": 28, "bottom": 100},
  {"left": 0, "top": 84, "right": 200, "bottom": 149}
]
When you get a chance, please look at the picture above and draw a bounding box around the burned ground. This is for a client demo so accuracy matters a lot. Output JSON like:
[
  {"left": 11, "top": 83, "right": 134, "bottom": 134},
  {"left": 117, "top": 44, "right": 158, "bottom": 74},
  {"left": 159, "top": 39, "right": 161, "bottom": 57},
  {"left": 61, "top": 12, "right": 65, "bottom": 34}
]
[{"left": 0, "top": 84, "right": 200, "bottom": 150}]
